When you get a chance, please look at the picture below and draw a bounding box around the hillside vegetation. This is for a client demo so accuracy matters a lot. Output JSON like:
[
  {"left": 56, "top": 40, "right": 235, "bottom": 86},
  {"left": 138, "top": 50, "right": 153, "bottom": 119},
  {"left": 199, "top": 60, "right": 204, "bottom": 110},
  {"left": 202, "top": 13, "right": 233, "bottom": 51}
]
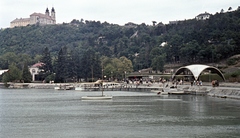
[{"left": 0, "top": 8, "right": 240, "bottom": 82}]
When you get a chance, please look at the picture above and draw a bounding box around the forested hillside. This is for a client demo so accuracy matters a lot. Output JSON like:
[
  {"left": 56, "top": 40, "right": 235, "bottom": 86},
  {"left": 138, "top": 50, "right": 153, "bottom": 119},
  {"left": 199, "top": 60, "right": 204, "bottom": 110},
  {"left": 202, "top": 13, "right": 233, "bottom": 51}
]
[{"left": 0, "top": 8, "right": 240, "bottom": 82}]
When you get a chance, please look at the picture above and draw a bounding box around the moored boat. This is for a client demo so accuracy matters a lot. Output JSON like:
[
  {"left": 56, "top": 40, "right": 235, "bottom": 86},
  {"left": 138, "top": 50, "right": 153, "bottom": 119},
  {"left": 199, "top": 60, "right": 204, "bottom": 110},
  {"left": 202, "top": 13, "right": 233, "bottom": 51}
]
[
  {"left": 54, "top": 84, "right": 74, "bottom": 90},
  {"left": 81, "top": 95, "right": 113, "bottom": 100},
  {"left": 167, "top": 88, "right": 187, "bottom": 95},
  {"left": 75, "top": 86, "right": 85, "bottom": 91},
  {"left": 103, "top": 82, "right": 122, "bottom": 88},
  {"left": 151, "top": 87, "right": 168, "bottom": 95}
]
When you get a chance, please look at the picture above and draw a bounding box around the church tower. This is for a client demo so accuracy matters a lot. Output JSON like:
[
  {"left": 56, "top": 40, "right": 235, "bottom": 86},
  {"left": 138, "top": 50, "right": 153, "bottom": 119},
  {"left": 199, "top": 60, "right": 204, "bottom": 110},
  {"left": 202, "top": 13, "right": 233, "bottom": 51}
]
[
  {"left": 45, "top": 8, "right": 49, "bottom": 16},
  {"left": 51, "top": 7, "right": 56, "bottom": 23}
]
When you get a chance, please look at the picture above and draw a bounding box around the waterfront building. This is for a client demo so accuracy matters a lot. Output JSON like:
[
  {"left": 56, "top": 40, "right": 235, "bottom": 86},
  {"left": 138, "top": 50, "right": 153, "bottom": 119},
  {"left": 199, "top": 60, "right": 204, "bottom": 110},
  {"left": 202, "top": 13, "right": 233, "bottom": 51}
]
[{"left": 29, "top": 62, "right": 44, "bottom": 82}]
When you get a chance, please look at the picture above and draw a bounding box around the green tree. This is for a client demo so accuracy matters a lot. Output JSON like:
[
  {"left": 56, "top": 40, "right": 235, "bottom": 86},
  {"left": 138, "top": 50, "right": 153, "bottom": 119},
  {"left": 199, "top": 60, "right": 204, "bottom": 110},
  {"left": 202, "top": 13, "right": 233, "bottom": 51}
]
[
  {"left": 180, "top": 40, "right": 200, "bottom": 63},
  {"left": 150, "top": 47, "right": 166, "bottom": 72},
  {"left": 151, "top": 55, "right": 166, "bottom": 73},
  {"left": 111, "top": 58, "right": 122, "bottom": 79},
  {"left": 1, "top": 10, "right": 240, "bottom": 73},
  {"left": 41, "top": 47, "right": 53, "bottom": 73},
  {"left": 80, "top": 48, "right": 101, "bottom": 81},
  {"left": 103, "top": 64, "right": 115, "bottom": 80},
  {"left": 54, "top": 47, "right": 68, "bottom": 83},
  {"left": 2, "top": 64, "right": 22, "bottom": 83},
  {"left": 1, "top": 52, "right": 18, "bottom": 66},
  {"left": 22, "top": 62, "right": 32, "bottom": 83},
  {"left": 39, "top": 47, "right": 54, "bottom": 82},
  {"left": 108, "top": 56, "right": 133, "bottom": 79},
  {"left": 119, "top": 56, "right": 133, "bottom": 73}
]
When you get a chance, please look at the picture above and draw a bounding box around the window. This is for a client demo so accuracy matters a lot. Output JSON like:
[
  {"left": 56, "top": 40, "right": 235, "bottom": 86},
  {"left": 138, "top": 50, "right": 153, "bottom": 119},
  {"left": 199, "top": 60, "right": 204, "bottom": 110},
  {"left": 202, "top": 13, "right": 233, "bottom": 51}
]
[{"left": 32, "top": 69, "right": 36, "bottom": 73}]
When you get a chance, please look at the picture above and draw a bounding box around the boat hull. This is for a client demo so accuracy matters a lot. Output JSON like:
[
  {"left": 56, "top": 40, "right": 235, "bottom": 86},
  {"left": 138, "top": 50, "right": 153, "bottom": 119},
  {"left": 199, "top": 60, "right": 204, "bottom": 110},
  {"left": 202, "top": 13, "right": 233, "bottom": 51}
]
[
  {"left": 81, "top": 95, "right": 113, "bottom": 100},
  {"left": 75, "top": 87, "right": 85, "bottom": 91},
  {"left": 168, "top": 91, "right": 185, "bottom": 95},
  {"left": 163, "top": 88, "right": 189, "bottom": 95},
  {"left": 54, "top": 85, "right": 74, "bottom": 90}
]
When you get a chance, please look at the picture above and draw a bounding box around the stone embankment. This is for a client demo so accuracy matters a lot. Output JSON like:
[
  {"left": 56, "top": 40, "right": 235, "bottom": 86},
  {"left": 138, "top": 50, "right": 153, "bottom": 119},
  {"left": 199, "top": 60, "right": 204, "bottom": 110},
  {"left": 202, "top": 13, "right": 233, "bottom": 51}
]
[
  {"left": 28, "top": 83, "right": 56, "bottom": 89},
  {"left": 208, "top": 88, "right": 240, "bottom": 99},
  {"left": 2, "top": 83, "right": 57, "bottom": 89},
  {"left": 2, "top": 82, "right": 240, "bottom": 100},
  {"left": 210, "top": 82, "right": 240, "bottom": 100},
  {"left": 179, "top": 82, "right": 240, "bottom": 100}
]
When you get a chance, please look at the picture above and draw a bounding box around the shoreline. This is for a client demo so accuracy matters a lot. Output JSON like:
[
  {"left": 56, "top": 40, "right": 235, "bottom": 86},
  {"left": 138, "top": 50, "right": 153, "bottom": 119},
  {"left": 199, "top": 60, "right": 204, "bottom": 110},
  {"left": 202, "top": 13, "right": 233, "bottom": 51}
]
[{"left": 1, "top": 82, "right": 240, "bottom": 100}]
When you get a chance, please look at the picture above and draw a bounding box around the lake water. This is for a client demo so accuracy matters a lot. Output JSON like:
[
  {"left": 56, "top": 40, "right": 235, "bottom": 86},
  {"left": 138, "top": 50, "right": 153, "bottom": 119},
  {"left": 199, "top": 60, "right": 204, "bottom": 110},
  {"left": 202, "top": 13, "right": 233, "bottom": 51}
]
[{"left": 0, "top": 88, "right": 240, "bottom": 138}]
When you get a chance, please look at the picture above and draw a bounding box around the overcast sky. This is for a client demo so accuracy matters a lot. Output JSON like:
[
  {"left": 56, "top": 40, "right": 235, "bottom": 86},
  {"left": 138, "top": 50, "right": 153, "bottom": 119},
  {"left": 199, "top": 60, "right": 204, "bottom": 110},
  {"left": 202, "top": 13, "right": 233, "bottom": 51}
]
[{"left": 0, "top": 0, "right": 239, "bottom": 28}]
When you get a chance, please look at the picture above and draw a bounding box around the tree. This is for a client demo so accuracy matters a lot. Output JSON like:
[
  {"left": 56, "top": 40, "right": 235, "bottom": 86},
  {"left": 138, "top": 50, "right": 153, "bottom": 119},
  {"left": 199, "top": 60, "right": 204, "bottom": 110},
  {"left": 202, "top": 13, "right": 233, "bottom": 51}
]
[
  {"left": 39, "top": 47, "right": 53, "bottom": 82},
  {"left": 54, "top": 47, "right": 68, "bottom": 83},
  {"left": 41, "top": 47, "right": 53, "bottom": 73},
  {"left": 80, "top": 48, "right": 101, "bottom": 81},
  {"left": 152, "top": 21, "right": 157, "bottom": 26},
  {"left": 103, "top": 64, "right": 115, "bottom": 80},
  {"left": 119, "top": 56, "right": 133, "bottom": 73},
  {"left": 179, "top": 40, "right": 200, "bottom": 63},
  {"left": 221, "top": 9, "right": 224, "bottom": 13},
  {"left": 1, "top": 52, "right": 18, "bottom": 66},
  {"left": 1, "top": 10, "right": 240, "bottom": 74},
  {"left": 150, "top": 46, "right": 166, "bottom": 73},
  {"left": 151, "top": 55, "right": 165, "bottom": 73},
  {"left": 22, "top": 62, "right": 32, "bottom": 83},
  {"left": 2, "top": 64, "right": 22, "bottom": 83},
  {"left": 109, "top": 56, "right": 133, "bottom": 79}
]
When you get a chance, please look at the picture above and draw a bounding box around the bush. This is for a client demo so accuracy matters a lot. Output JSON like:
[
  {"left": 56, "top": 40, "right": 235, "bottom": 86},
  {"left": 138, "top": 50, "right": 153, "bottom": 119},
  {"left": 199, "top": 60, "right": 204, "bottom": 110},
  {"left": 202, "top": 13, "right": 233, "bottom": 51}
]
[
  {"left": 231, "top": 73, "right": 238, "bottom": 78},
  {"left": 227, "top": 58, "right": 237, "bottom": 66},
  {"left": 224, "top": 70, "right": 240, "bottom": 82},
  {"left": 44, "top": 74, "right": 55, "bottom": 83}
]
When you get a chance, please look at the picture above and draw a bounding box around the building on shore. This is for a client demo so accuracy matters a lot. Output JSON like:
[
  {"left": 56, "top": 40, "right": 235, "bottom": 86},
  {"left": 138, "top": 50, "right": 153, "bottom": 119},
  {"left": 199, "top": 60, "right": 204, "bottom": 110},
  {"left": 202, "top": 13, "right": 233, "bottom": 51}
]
[
  {"left": 29, "top": 62, "right": 44, "bottom": 82},
  {"left": 10, "top": 7, "right": 56, "bottom": 28}
]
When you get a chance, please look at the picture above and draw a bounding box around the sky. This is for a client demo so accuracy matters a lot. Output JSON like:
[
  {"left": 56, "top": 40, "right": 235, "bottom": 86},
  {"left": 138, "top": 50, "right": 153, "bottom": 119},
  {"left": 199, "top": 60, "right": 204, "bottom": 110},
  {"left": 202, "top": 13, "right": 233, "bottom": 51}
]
[{"left": 0, "top": 0, "right": 239, "bottom": 28}]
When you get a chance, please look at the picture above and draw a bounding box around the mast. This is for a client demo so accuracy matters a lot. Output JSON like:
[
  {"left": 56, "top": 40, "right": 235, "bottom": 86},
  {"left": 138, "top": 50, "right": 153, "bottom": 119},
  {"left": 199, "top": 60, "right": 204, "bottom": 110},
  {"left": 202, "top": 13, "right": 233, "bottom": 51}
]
[{"left": 101, "top": 65, "right": 104, "bottom": 96}]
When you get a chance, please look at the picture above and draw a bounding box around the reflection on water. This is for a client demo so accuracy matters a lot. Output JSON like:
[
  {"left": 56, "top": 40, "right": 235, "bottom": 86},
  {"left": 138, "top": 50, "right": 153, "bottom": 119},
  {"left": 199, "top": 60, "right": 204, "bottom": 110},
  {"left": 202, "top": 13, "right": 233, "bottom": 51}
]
[{"left": 0, "top": 89, "right": 240, "bottom": 138}]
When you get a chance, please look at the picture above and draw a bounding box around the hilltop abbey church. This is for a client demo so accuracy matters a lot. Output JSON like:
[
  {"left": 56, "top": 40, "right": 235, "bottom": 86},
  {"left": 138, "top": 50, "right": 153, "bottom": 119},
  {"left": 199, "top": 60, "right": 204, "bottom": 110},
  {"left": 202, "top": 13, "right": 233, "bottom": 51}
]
[{"left": 10, "top": 7, "right": 56, "bottom": 28}]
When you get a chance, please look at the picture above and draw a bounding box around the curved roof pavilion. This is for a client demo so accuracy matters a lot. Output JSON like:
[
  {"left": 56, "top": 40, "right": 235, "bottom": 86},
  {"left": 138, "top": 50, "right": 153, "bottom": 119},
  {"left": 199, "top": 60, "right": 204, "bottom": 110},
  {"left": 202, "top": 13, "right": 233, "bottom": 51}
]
[{"left": 172, "top": 64, "right": 225, "bottom": 81}]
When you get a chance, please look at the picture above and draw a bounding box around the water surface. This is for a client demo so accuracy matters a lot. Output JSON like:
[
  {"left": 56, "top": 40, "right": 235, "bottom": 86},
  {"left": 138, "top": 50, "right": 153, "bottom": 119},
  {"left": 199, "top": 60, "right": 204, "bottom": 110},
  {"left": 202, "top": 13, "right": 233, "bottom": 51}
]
[{"left": 0, "top": 89, "right": 240, "bottom": 138}]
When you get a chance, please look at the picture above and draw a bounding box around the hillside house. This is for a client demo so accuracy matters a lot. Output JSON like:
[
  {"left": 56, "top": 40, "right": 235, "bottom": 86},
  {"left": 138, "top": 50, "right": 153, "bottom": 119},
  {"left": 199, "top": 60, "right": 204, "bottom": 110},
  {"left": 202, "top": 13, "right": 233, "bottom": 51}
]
[{"left": 196, "top": 12, "right": 211, "bottom": 20}]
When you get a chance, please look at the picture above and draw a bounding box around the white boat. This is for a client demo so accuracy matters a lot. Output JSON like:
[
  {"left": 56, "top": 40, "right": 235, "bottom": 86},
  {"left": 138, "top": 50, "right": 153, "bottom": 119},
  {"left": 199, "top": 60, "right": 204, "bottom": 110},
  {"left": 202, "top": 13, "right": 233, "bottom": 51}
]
[
  {"left": 151, "top": 87, "right": 168, "bottom": 95},
  {"left": 54, "top": 84, "right": 74, "bottom": 90},
  {"left": 75, "top": 86, "right": 85, "bottom": 91},
  {"left": 103, "top": 82, "right": 122, "bottom": 88},
  {"left": 54, "top": 86, "right": 60, "bottom": 90},
  {"left": 165, "top": 88, "right": 186, "bottom": 95},
  {"left": 81, "top": 95, "right": 113, "bottom": 100},
  {"left": 75, "top": 81, "right": 102, "bottom": 91}
]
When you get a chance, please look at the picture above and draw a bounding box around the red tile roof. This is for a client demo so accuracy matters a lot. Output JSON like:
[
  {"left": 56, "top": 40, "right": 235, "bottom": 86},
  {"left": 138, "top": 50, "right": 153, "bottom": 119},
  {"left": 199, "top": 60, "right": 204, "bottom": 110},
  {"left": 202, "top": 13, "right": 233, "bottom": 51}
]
[{"left": 31, "top": 62, "right": 44, "bottom": 68}]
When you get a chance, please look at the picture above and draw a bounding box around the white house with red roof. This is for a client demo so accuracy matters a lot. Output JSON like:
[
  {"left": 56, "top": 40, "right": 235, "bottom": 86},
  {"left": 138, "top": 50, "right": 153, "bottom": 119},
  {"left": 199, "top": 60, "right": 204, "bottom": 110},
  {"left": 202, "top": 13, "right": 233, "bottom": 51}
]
[{"left": 29, "top": 62, "right": 44, "bottom": 81}]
